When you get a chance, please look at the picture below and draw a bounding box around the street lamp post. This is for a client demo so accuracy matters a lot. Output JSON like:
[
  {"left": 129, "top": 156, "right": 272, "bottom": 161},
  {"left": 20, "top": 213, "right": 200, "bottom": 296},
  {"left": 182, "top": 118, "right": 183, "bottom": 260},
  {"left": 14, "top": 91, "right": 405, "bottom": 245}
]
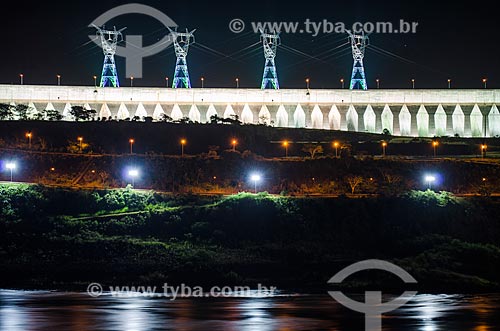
[
  {"left": 129, "top": 138, "right": 135, "bottom": 154},
  {"left": 57, "top": 75, "right": 61, "bottom": 86},
  {"left": 130, "top": 77, "right": 134, "bottom": 87},
  {"left": 6, "top": 162, "right": 16, "bottom": 182},
  {"left": 201, "top": 77, "right": 204, "bottom": 88},
  {"left": 433, "top": 141, "right": 438, "bottom": 157},
  {"left": 425, "top": 175, "right": 436, "bottom": 190},
  {"left": 483, "top": 78, "right": 487, "bottom": 89},
  {"left": 282, "top": 141, "right": 289, "bottom": 157},
  {"left": 382, "top": 141, "right": 387, "bottom": 156},
  {"left": 20, "top": 74, "right": 24, "bottom": 85},
  {"left": 231, "top": 139, "right": 237, "bottom": 152},
  {"left": 447, "top": 79, "right": 451, "bottom": 89},
  {"left": 340, "top": 78, "right": 344, "bottom": 89},
  {"left": 78, "top": 137, "right": 83, "bottom": 152},
  {"left": 333, "top": 141, "right": 339, "bottom": 158},
  {"left": 180, "top": 139, "right": 186, "bottom": 157},
  {"left": 235, "top": 78, "right": 239, "bottom": 88},
  {"left": 305, "top": 78, "right": 310, "bottom": 89},
  {"left": 93, "top": 75, "right": 97, "bottom": 87},
  {"left": 481, "top": 144, "right": 487, "bottom": 158},
  {"left": 26, "top": 132, "right": 32, "bottom": 149},
  {"left": 411, "top": 78, "right": 415, "bottom": 89},
  {"left": 166, "top": 77, "right": 169, "bottom": 87},
  {"left": 376, "top": 78, "right": 380, "bottom": 89},
  {"left": 432, "top": 141, "right": 439, "bottom": 157},
  {"left": 251, "top": 174, "right": 261, "bottom": 194},
  {"left": 128, "top": 169, "right": 139, "bottom": 188}
]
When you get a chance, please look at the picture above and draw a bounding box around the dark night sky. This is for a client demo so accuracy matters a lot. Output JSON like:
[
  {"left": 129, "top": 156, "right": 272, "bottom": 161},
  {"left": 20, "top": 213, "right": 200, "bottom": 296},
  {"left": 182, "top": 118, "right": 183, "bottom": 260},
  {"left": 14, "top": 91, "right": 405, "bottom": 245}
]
[{"left": 2, "top": 0, "right": 498, "bottom": 89}]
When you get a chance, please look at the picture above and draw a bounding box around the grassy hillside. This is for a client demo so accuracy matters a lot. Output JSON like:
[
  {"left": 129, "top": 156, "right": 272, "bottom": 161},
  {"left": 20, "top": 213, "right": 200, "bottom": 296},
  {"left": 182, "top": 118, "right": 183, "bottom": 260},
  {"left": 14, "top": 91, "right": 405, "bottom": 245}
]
[{"left": 1, "top": 120, "right": 496, "bottom": 157}]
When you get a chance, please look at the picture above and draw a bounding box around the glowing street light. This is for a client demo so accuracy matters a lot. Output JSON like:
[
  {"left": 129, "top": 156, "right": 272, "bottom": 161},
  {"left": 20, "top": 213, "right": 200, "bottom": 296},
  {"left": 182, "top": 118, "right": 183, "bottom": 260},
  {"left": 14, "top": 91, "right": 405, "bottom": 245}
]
[
  {"left": 376, "top": 78, "right": 380, "bottom": 89},
  {"left": 425, "top": 175, "right": 436, "bottom": 190},
  {"left": 482, "top": 78, "right": 487, "bottom": 89},
  {"left": 481, "top": 144, "right": 487, "bottom": 158},
  {"left": 201, "top": 77, "right": 205, "bottom": 88},
  {"left": 306, "top": 78, "right": 310, "bottom": 89},
  {"left": 382, "top": 141, "right": 387, "bottom": 156},
  {"left": 250, "top": 173, "right": 261, "bottom": 193},
  {"left": 411, "top": 78, "right": 415, "bottom": 89},
  {"left": 180, "top": 139, "right": 187, "bottom": 156},
  {"left": 432, "top": 140, "right": 439, "bottom": 157},
  {"left": 93, "top": 75, "right": 97, "bottom": 87},
  {"left": 129, "top": 138, "right": 135, "bottom": 154},
  {"left": 25, "top": 132, "right": 32, "bottom": 149},
  {"left": 77, "top": 137, "right": 83, "bottom": 152},
  {"left": 282, "top": 140, "right": 289, "bottom": 157},
  {"left": 340, "top": 78, "right": 344, "bottom": 89},
  {"left": 447, "top": 78, "right": 451, "bottom": 89},
  {"left": 128, "top": 168, "right": 139, "bottom": 187},
  {"left": 235, "top": 77, "right": 239, "bottom": 88},
  {"left": 19, "top": 73, "right": 24, "bottom": 85},
  {"left": 130, "top": 76, "right": 134, "bottom": 87},
  {"left": 231, "top": 139, "right": 237, "bottom": 152},
  {"left": 165, "top": 77, "right": 169, "bottom": 87},
  {"left": 5, "top": 162, "right": 16, "bottom": 182},
  {"left": 57, "top": 74, "right": 61, "bottom": 86},
  {"left": 333, "top": 141, "right": 339, "bottom": 158}
]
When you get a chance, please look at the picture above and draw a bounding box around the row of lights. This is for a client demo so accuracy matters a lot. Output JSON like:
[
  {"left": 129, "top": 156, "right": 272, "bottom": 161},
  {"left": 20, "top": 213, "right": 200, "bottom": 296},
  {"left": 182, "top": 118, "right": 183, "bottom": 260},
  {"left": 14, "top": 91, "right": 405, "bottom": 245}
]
[
  {"left": 16, "top": 74, "right": 491, "bottom": 89},
  {"left": 21, "top": 132, "right": 490, "bottom": 158},
  {"left": 281, "top": 140, "right": 488, "bottom": 158},
  {"left": 1, "top": 160, "right": 475, "bottom": 194},
  {"left": 22, "top": 133, "right": 240, "bottom": 156}
]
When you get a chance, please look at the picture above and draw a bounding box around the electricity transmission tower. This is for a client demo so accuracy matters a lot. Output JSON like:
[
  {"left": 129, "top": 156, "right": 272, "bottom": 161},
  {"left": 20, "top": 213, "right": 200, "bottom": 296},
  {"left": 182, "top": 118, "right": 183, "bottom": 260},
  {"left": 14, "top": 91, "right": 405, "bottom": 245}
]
[
  {"left": 260, "top": 30, "right": 280, "bottom": 89},
  {"left": 93, "top": 25, "right": 125, "bottom": 88},
  {"left": 347, "top": 30, "right": 369, "bottom": 90},
  {"left": 169, "top": 28, "right": 195, "bottom": 88}
]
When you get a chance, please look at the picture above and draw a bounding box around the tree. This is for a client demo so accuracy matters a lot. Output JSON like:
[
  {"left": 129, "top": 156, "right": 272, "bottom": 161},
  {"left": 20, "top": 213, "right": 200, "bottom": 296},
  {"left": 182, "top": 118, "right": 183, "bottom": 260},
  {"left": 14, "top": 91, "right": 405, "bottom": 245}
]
[
  {"left": 15, "top": 104, "right": 31, "bottom": 120},
  {"left": 158, "top": 114, "right": 173, "bottom": 122},
  {"left": 380, "top": 171, "right": 405, "bottom": 196},
  {"left": 302, "top": 144, "right": 323, "bottom": 159},
  {"left": 0, "top": 103, "right": 14, "bottom": 120},
  {"left": 44, "top": 108, "right": 63, "bottom": 121},
  {"left": 210, "top": 114, "right": 222, "bottom": 124},
  {"left": 38, "top": 137, "right": 48, "bottom": 150},
  {"left": 259, "top": 115, "right": 270, "bottom": 125},
  {"left": 70, "top": 106, "right": 97, "bottom": 121},
  {"left": 346, "top": 176, "right": 363, "bottom": 194},
  {"left": 98, "top": 171, "right": 110, "bottom": 186},
  {"left": 229, "top": 114, "right": 240, "bottom": 123},
  {"left": 67, "top": 139, "right": 90, "bottom": 153}
]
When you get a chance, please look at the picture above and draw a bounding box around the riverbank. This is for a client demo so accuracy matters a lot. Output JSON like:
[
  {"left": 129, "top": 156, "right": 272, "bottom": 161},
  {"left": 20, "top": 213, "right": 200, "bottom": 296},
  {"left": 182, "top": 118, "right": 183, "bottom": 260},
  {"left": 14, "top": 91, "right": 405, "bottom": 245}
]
[{"left": 1, "top": 184, "right": 499, "bottom": 292}]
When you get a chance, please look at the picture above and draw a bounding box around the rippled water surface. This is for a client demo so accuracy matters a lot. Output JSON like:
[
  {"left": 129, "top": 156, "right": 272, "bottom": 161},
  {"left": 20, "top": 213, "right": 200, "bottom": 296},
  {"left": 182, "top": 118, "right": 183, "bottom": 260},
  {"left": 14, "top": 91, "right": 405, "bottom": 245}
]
[{"left": 1, "top": 291, "right": 499, "bottom": 330}]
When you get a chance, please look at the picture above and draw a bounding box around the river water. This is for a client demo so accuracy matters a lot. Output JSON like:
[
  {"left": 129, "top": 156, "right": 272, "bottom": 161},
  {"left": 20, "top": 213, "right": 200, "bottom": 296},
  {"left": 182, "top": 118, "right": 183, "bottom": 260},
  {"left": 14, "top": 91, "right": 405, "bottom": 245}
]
[{"left": 0, "top": 291, "right": 499, "bottom": 330}]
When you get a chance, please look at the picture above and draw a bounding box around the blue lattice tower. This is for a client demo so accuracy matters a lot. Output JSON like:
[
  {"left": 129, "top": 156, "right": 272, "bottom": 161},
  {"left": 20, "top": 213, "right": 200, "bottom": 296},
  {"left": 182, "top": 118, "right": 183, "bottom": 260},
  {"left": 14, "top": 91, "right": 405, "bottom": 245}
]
[
  {"left": 260, "top": 30, "right": 280, "bottom": 89},
  {"left": 347, "top": 31, "right": 369, "bottom": 90},
  {"left": 169, "top": 28, "right": 195, "bottom": 88},
  {"left": 93, "top": 25, "right": 125, "bottom": 88}
]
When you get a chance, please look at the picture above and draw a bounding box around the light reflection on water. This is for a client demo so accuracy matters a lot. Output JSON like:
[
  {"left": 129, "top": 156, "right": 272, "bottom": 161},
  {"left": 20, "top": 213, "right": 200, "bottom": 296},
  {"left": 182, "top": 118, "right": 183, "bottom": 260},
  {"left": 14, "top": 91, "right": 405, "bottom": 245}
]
[{"left": 0, "top": 291, "right": 499, "bottom": 330}]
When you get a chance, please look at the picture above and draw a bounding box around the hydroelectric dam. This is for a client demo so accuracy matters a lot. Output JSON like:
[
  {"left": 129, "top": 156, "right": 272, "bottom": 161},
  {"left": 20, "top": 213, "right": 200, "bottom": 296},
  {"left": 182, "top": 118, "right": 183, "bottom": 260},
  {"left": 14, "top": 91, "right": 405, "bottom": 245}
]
[{"left": 1, "top": 84, "right": 500, "bottom": 138}]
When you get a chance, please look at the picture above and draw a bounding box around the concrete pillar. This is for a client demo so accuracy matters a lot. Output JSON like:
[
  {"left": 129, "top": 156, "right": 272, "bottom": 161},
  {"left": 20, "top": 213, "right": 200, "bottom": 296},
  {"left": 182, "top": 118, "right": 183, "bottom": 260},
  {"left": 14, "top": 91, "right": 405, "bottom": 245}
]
[
  {"left": 346, "top": 105, "right": 358, "bottom": 131},
  {"left": 399, "top": 105, "right": 411, "bottom": 136},
  {"left": 364, "top": 105, "right": 376, "bottom": 133}
]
